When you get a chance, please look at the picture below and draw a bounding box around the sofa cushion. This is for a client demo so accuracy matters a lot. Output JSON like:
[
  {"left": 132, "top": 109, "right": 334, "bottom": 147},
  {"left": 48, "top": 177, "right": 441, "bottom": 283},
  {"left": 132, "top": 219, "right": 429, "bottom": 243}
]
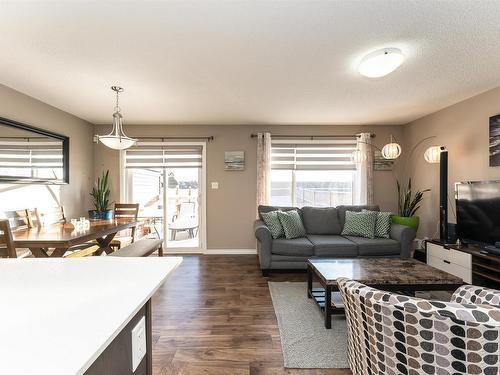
[
  {"left": 308, "top": 235, "right": 359, "bottom": 257},
  {"left": 302, "top": 206, "right": 341, "bottom": 235},
  {"left": 261, "top": 210, "right": 284, "bottom": 239},
  {"left": 341, "top": 210, "right": 378, "bottom": 239},
  {"left": 258, "top": 205, "right": 301, "bottom": 220},
  {"left": 277, "top": 210, "right": 307, "bottom": 239},
  {"left": 363, "top": 210, "right": 392, "bottom": 238},
  {"left": 345, "top": 236, "right": 400, "bottom": 256},
  {"left": 337, "top": 205, "right": 380, "bottom": 229},
  {"left": 272, "top": 237, "right": 314, "bottom": 256}
]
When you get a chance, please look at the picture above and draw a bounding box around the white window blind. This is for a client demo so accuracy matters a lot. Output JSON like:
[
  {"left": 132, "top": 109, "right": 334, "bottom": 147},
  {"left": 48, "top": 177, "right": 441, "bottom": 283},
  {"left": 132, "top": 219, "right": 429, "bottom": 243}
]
[
  {"left": 271, "top": 139, "right": 357, "bottom": 171},
  {"left": 125, "top": 142, "right": 203, "bottom": 169},
  {"left": 0, "top": 139, "right": 63, "bottom": 169}
]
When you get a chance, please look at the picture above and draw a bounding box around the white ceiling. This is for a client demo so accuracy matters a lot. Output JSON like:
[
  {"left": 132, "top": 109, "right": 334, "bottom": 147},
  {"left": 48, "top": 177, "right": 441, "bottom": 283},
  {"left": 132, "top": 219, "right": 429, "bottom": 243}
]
[{"left": 1, "top": 1, "right": 500, "bottom": 126}]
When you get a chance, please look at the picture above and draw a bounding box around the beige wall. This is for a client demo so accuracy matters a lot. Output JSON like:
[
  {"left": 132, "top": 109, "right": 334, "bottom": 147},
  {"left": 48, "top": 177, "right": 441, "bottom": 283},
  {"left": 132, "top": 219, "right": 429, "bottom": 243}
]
[
  {"left": 94, "top": 124, "right": 404, "bottom": 250},
  {"left": 404, "top": 86, "right": 500, "bottom": 239},
  {"left": 0, "top": 84, "right": 94, "bottom": 218}
]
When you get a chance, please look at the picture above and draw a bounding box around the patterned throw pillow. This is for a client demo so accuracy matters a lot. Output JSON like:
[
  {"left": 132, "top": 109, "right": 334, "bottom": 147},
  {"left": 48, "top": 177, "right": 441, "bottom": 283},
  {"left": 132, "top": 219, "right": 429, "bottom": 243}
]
[
  {"left": 261, "top": 210, "right": 284, "bottom": 239},
  {"left": 277, "top": 210, "right": 306, "bottom": 239},
  {"left": 363, "top": 209, "right": 392, "bottom": 238},
  {"left": 341, "top": 210, "right": 377, "bottom": 239}
]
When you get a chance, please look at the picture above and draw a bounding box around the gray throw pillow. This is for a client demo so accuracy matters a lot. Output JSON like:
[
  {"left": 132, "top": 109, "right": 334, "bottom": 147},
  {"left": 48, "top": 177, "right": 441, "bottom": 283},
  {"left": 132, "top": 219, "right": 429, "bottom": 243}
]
[
  {"left": 277, "top": 210, "right": 306, "bottom": 239},
  {"left": 341, "top": 210, "right": 377, "bottom": 239},
  {"left": 363, "top": 209, "right": 392, "bottom": 238},
  {"left": 261, "top": 210, "right": 284, "bottom": 239}
]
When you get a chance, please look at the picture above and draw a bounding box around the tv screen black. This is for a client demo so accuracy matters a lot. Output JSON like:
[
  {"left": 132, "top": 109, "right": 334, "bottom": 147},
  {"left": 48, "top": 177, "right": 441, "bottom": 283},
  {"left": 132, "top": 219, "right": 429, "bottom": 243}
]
[{"left": 456, "top": 180, "right": 500, "bottom": 245}]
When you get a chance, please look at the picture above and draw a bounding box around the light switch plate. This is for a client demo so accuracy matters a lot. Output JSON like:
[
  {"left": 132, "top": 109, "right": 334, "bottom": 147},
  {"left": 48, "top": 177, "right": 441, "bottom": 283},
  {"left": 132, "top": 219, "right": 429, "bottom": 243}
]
[
  {"left": 211, "top": 182, "right": 219, "bottom": 189},
  {"left": 131, "top": 316, "right": 146, "bottom": 372}
]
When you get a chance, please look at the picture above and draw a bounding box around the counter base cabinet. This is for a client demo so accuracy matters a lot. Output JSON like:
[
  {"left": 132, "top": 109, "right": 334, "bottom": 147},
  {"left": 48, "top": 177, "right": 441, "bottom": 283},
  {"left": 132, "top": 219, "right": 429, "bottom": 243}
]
[{"left": 85, "top": 300, "right": 152, "bottom": 375}]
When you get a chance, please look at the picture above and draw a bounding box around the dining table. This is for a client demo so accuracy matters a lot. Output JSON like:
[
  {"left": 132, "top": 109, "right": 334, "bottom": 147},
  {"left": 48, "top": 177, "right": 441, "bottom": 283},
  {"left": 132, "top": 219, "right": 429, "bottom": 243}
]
[{"left": 11, "top": 218, "right": 138, "bottom": 258}]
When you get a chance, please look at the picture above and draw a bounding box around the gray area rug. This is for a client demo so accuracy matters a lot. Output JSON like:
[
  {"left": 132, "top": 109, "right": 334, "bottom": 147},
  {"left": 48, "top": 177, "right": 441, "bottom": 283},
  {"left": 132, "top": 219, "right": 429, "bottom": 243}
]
[{"left": 268, "top": 282, "right": 348, "bottom": 369}]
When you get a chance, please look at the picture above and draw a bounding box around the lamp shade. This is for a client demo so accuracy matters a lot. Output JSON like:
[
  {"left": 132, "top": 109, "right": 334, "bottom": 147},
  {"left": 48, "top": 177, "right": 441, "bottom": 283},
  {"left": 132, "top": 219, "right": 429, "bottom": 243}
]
[
  {"left": 381, "top": 142, "right": 401, "bottom": 159},
  {"left": 99, "top": 135, "right": 137, "bottom": 150},
  {"left": 351, "top": 149, "right": 367, "bottom": 163},
  {"left": 424, "top": 146, "right": 443, "bottom": 163}
]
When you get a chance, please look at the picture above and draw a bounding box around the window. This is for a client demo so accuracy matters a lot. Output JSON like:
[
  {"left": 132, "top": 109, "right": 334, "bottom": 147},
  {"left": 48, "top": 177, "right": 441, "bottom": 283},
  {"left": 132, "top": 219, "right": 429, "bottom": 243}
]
[{"left": 270, "top": 139, "right": 356, "bottom": 207}]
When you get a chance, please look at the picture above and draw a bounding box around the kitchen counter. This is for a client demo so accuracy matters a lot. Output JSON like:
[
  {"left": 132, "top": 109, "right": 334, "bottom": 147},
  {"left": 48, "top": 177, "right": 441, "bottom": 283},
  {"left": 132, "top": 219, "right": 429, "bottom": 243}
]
[{"left": 0, "top": 256, "right": 182, "bottom": 375}]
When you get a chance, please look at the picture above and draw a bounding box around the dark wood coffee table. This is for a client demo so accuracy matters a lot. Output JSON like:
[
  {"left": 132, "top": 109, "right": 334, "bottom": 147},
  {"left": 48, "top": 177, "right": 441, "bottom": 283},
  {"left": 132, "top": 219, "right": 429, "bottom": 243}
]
[{"left": 307, "top": 258, "right": 464, "bottom": 329}]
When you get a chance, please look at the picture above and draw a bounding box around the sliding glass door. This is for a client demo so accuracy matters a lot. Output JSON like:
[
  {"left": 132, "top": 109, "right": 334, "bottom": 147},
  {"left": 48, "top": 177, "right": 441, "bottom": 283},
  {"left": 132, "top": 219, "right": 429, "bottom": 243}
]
[{"left": 122, "top": 142, "right": 206, "bottom": 252}]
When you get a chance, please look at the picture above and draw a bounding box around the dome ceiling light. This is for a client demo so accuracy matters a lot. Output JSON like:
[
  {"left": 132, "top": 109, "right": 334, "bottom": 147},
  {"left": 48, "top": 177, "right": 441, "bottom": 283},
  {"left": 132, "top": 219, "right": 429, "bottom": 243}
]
[{"left": 358, "top": 48, "right": 404, "bottom": 78}]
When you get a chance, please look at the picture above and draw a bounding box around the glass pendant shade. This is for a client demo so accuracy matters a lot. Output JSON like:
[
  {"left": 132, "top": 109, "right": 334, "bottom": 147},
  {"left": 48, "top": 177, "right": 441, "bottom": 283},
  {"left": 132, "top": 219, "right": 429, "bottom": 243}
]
[
  {"left": 96, "top": 86, "right": 137, "bottom": 150},
  {"left": 381, "top": 142, "right": 401, "bottom": 159},
  {"left": 424, "top": 146, "right": 443, "bottom": 164},
  {"left": 351, "top": 149, "right": 367, "bottom": 163}
]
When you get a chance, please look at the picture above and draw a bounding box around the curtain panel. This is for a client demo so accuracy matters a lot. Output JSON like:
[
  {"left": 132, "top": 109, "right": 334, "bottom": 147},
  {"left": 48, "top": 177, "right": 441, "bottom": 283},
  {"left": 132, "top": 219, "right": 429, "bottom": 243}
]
[
  {"left": 354, "top": 133, "right": 374, "bottom": 205},
  {"left": 256, "top": 132, "right": 271, "bottom": 212}
]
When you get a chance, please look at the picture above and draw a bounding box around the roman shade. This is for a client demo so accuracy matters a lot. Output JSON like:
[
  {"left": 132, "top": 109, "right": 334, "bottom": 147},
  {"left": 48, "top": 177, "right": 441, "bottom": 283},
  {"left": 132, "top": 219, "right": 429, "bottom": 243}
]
[
  {"left": 271, "top": 139, "right": 357, "bottom": 171},
  {"left": 125, "top": 142, "right": 203, "bottom": 169}
]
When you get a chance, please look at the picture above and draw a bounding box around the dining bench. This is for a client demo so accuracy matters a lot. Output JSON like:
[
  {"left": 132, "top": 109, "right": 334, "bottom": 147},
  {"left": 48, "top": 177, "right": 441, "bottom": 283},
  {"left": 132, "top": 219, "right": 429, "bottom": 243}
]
[{"left": 109, "top": 238, "right": 163, "bottom": 257}]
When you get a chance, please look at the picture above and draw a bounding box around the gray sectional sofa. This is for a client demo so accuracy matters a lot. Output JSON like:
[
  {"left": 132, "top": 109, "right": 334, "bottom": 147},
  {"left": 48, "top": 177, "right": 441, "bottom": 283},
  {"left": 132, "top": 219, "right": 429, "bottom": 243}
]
[{"left": 254, "top": 205, "right": 417, "bottom": 276}]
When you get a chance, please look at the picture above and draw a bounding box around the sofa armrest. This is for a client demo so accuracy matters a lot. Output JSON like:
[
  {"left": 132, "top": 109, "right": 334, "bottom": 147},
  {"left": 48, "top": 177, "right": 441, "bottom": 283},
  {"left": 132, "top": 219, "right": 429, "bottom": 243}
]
[
  {"left": 390, "top": 224, "right": 416, "bottom": 259},
  {"left": 254, "top": 219, "right": 272, "bottom": 269},
  {"left": 452, "top": 285, "right": 500, "bottom": 307}
]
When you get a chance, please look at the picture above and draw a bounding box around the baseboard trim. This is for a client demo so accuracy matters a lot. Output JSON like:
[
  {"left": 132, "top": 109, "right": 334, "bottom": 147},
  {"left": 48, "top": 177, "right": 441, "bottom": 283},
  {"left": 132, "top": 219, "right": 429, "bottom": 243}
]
[{"left": 204, "top": 249, "right": 257, "bottom": 255}]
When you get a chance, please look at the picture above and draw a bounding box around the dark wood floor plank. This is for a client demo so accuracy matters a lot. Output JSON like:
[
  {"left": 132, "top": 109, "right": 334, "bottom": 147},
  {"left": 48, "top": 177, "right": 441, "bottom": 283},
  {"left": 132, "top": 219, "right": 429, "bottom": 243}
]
[{"left": 152, "top": 255, "right": 351, "bottom": 374}]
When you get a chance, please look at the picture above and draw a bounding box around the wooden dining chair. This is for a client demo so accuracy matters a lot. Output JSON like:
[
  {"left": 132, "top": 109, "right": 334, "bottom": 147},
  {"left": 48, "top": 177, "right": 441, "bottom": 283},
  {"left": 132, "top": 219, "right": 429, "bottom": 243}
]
[
  {"left": 0, "top": 219, "right": 16, "bottom": 258},
  {"left": 33, "top": 206, "right": 66, "bottom": 227},
  {"left": 0, "top": 209, "right": 33, "bottom": 258},
  {"left": 110, "top": 203, "right": 140, "bottom": 250}
]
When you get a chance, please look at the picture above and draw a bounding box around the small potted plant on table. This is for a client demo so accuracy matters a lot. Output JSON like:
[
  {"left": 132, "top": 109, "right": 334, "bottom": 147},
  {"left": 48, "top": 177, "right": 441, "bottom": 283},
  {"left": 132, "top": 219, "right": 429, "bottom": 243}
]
[{"left": 89, "top": 170, "right": 113, "bottom": 220}]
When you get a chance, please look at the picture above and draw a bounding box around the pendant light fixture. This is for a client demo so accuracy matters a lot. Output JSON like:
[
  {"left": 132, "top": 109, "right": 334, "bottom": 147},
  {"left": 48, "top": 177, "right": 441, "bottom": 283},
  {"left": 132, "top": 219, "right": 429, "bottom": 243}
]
[
  {"left": 96, "top": 86, "right": 137, "bottom": 150},
  {"left": 381, "top": 135, "right": 402, "bottom": 160}
]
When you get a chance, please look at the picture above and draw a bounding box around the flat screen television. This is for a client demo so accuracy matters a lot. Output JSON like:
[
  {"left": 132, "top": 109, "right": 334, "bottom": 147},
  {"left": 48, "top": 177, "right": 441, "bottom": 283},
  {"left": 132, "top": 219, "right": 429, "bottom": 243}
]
[{"left": 455, "top": 180, "right": 500, "bottom": 245}]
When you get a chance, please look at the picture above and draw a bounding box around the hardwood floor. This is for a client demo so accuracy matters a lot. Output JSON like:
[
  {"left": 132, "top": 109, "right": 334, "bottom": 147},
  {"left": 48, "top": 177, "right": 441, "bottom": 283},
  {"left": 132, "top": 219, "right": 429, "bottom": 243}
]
[{"left": 151, "top": 255, "right": 351, "bottom": 375}]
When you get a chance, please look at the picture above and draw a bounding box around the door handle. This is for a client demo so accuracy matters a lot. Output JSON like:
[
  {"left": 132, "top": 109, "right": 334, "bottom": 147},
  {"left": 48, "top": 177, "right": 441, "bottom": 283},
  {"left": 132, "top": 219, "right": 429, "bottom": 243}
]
[{"left": 443, "top": 260, "right": 451, "bottom": 264}]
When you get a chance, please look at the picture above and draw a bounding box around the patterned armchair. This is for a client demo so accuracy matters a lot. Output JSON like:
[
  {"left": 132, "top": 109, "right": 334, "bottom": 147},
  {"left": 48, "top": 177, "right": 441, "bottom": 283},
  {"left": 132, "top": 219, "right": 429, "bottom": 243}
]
[{"left": 337, "top": 279, "right": 500, "bottom": 375}]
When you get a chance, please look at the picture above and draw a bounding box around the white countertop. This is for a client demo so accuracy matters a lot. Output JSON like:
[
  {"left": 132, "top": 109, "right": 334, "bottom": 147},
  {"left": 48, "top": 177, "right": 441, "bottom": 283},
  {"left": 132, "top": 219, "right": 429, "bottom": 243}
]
[{"left": 0, "top": 256, "right": 182, "bottom": 375}]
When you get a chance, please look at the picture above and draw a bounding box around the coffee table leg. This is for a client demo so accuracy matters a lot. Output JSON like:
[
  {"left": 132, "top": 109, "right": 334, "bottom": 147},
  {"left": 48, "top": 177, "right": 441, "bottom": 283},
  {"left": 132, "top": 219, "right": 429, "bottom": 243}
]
[
  {"left": 324, "top": 284, "right": 332, "bottom": 329},
  {"left": 307, "top": 264, "right": 313, "bottom": 299}
]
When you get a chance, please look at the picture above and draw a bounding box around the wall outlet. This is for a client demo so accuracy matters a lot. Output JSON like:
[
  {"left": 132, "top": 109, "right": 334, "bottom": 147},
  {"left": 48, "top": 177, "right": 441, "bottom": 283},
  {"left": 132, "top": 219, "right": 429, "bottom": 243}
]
[
  {"left": 131, "top": 316, "right": 146, "bottom": 372},
  {"left": 211, "top": 182, "right": 219, "bottom": 189}
]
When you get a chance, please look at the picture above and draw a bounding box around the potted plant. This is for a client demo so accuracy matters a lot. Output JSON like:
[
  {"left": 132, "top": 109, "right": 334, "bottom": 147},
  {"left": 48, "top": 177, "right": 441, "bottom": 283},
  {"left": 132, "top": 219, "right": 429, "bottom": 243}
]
[
  {"left": 392, "top": 178, "right": 430, "bottom": 230},
  {"left": 89, "top": 170, "right": 113, "bottom": 220}
]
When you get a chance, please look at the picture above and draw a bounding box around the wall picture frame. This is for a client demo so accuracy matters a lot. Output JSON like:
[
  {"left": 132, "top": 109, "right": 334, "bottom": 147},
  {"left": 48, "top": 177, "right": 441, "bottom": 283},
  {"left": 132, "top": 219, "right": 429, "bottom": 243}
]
[
  {"left": 224, "top": 151, "right": 245, "bottom": 171},
  {"left": 373, "top": 150, "right": 394, "bottom": 171},
  {"left": 489, "top": 114, "right": 500, "bottom": 167}
]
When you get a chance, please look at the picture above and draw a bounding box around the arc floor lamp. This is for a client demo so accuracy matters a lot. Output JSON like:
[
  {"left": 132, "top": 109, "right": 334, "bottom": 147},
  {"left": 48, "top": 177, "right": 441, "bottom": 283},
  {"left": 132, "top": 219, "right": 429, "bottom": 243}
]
[{"left": 424, "top": 145, "right": 449, "bottom": 243}]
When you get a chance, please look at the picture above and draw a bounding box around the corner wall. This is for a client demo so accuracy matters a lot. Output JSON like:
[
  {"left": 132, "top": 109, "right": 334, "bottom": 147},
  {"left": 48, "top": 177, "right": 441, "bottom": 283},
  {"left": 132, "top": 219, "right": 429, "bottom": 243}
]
[
  {"left": 94, "top": 124, "right": 404, "bottom": 250},
  {"left": 404, "top": 86, "right": 500, "bottom": 238},
  {"left": 0, "top": 84, "right": 94, "bottom": 218}
]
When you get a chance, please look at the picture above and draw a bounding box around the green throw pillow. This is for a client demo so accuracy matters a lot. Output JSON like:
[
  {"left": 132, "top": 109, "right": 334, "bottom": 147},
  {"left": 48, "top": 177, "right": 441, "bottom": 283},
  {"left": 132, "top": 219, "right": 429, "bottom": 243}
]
[
  {"left": 277, "top": 210, "right": 306, "bottom": 239},
  {"left": 363, "top": 209, "right": 392, "bottom": 238},
  {"left": 261, "top": 210, "right": 284, "bottom": 239},
  {"left": 341, "top": 210, "right": 377, "bottom": 239}
]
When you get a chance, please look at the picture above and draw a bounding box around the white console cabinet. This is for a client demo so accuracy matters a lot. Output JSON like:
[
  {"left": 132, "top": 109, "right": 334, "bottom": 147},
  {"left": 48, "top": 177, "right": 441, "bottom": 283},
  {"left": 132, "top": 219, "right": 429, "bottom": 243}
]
[{"left": 426, "top": 242, "right": 472, "bottom": 284}]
